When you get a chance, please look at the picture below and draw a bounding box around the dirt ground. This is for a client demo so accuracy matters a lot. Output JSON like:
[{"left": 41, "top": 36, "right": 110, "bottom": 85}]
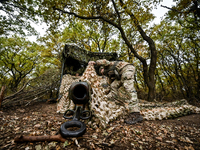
[{"left": 0, "top": 101, "right": 200, "bottom": 150}]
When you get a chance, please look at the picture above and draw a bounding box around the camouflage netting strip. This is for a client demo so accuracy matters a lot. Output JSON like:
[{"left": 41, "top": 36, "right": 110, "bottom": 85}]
[
  {"left": 57, "top": 75, "right": 79, "bottom": 112},
  {"left": 57, "top": 65, "right": 127, "bottom": 128},
  {"left": 140, "top": 99, "right": 200, "bottom": 120}
]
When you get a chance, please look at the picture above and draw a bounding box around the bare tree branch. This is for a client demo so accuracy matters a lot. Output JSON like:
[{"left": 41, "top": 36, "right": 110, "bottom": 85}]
[
  {"left": 161, "top": 5, "right": 182, "bottom": 13},
  {"left": 111, "top": 0, "right": 121, "bottom": 25},
  {"left": 3, "top": 80, "right": 32, "bottom": 100},
  {"left": 14, "top": 134, "right": 66, "bottom": 143}
]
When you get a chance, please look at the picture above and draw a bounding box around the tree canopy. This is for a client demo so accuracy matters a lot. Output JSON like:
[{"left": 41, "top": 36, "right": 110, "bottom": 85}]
[
  {"left": 0, "top": 0, "right": 41, "bottom": 36},
  {"left": 0, "top": 35, "right": 39, "bottom": 92},
  {"left": 38, "top": 0, "right": 160, "bottom": 101},
  {"left": 0, "top": 0, "right": 199, "bottom": 103}
]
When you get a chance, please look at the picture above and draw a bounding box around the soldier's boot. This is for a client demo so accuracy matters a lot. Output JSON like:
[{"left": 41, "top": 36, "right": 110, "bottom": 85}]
[{"left": 125, "top": 112, "right": 143, "bottom": 124}]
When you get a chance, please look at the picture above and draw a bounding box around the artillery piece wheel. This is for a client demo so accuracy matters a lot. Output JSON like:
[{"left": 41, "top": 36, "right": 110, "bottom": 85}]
[{"left": 60, "top": 120, "right": 86, "bottom": 138}]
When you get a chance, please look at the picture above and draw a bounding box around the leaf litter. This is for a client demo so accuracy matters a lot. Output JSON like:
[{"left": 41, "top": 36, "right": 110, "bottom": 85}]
[{"left": 0, "top": 101, "right": 200, "bottom": 150}]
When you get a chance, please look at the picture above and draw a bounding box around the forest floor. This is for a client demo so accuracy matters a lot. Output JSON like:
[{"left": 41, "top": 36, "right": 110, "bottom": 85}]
[{"left": 0, "top": 101, "right": 200, "bottom": 150}]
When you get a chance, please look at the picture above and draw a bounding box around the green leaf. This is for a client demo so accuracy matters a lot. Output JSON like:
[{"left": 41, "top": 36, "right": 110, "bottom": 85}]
[{"left": 63, "top": 140, "right": 69, "bottom": 147}]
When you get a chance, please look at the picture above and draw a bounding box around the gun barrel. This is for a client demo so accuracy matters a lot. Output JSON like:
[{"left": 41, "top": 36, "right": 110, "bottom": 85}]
[{"left": 69, "top": 81, "right": 91, "bottom": 104}]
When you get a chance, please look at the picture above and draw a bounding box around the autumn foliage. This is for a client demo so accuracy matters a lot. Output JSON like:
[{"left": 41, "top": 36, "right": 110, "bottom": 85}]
[{"left": 0, "top": 0, "right": 199, "bottom": 104}]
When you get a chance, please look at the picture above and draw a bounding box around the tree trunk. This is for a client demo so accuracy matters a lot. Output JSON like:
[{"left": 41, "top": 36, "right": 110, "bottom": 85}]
[
  {"left": 148, "top": 82, "right": 156, "bottom": 101},
  {"left": 0, "top": 86, "right": 6, "bottom": 108},
  {"left": 142, "top": 61, "right": 156, "bottom": 101}
]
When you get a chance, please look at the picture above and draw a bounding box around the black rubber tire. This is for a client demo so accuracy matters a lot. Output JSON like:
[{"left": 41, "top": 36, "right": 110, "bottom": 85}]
[{"left": 60, "top": 120, "right": 86, "bottom": 138}]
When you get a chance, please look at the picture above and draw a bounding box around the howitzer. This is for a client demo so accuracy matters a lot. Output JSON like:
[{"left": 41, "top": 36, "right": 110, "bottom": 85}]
[{"left": 60, "top": 80, "right": 92, "bottom": 137}]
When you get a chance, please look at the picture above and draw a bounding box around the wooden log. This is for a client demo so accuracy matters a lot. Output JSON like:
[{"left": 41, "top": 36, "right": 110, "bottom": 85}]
[{"left": 14, "top": 134, "right": 66, "bottom": 143}]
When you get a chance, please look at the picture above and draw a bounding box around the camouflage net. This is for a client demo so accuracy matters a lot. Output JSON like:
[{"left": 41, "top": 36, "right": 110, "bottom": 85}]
[
  {"left": 57, "top": 64, "right": 127, "bottom": 128},
  {"left": 57, "top": 74, "right": 79, "bottom": 112},
  {"left": 140, "top": 99, "right": 200, "bottom": 120},
  {"left": 57, "top": 65, "right": 200, "bottom": 128}
]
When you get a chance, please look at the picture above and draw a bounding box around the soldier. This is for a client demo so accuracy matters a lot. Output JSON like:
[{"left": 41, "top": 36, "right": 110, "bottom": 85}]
[{"left": 88, "top": 59, "right": 143, "bottom": 124}]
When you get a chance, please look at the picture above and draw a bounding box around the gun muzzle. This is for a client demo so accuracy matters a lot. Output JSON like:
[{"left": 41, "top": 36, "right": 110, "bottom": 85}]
[
  {"left": 60, "top": 81, "right": 91, "bottom": 138},
  {"left": 69, "top": 81, "right": 91, "bottom": 105}
]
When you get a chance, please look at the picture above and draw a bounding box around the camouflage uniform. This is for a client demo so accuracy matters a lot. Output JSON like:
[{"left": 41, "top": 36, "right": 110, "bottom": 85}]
[{"left": 96, "top": 59, "right": 140, "bottom": 113}]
